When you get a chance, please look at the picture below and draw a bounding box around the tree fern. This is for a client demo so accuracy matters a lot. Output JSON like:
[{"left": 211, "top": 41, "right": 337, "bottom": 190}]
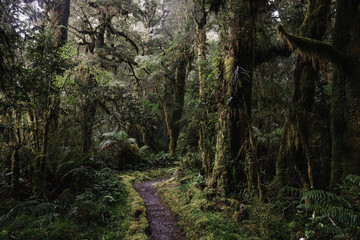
[{"left": 102, "top": 130, "right": 128, "bottom": 141}]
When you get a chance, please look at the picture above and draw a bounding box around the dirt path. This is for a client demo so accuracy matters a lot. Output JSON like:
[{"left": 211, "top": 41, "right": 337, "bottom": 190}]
[{"left": 134, "top": 178, "right": 184, "bottom": 240}]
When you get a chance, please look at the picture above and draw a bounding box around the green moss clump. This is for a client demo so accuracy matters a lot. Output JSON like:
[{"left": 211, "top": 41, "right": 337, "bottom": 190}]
[{"left": 156, "top": 174, "right": 249, "bottom": 240}]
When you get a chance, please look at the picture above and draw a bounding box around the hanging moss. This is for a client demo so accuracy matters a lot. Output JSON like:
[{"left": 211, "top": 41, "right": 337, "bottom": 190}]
[{"left": 277, "top": 24, "right": 345, "bottom": 70}]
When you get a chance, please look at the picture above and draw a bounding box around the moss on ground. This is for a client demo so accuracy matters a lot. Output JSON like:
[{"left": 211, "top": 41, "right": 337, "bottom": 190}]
[
  {"left": 0, "top": 167, "right": 173, "bottom": 240},
  {"left": 156, "top": 172, "right": 250, "bottom": 240}
]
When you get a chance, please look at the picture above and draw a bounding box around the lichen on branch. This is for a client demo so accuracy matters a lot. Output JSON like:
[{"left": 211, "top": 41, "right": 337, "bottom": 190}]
[{"left": 276, "top": 24, "right": 346, "bottom": 70}]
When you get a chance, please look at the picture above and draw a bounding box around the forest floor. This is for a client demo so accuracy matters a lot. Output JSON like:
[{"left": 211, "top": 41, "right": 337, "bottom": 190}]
[{"left": 134, "top": 177, "right": 184, "bottom": 240}]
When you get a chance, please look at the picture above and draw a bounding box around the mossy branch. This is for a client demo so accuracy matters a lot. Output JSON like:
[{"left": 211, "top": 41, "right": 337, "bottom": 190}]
[{"left": 277, "top": 24, "right": 346, "bottom": 70}]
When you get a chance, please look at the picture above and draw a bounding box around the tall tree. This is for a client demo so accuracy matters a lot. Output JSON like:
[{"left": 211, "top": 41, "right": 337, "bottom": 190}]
[
  {"left": 272, "top": 0, "right": 331, "bottom": 192},
  {"left": 69, "top": 0, "right": 140, "bottom": 154},
  {"left": 33, "top": 0, "right": 71, "bottom": 199},
  {"left": 208, "top": 0, "right": 260, "bottom": 194},
  {"left": 49, "top": 0, "right": 71, "bottom": 46},
  {"left": 189, "top": 0, "right": 213, "bottom": 176},
  {"left": 276, "top": 0, "right": 360, "bottom": 188}
]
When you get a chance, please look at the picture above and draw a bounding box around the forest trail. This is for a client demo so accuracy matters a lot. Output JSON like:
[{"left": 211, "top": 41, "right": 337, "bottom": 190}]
[{"left": 134, "top": 178, "right": 184, "bottom": 240}]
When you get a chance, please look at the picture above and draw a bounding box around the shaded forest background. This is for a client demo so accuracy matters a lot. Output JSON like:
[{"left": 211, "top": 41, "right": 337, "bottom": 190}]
[{"left": 0, "top": 0, "right": 359, "bottom": 239}]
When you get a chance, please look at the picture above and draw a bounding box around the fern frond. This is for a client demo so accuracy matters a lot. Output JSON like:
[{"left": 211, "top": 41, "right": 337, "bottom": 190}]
[
  {"left": 322, "top": 206, "right": 359, "bottom": 227},
  {"left": 7, "top": 215, "right": 33, "bottom": 233},
  {"left": 101, "top": 131, "right": 118, "bottom": 138},
  {"left": 56, "top": 160, "right": 77, "bottom": 175},
  {"left": 139, "top": 145, "right": 152, "bottom": 157},
  {"left": 302, "top": 190, "right": 352, "bottom": 208},
  {"left": 319, "top": 224, "right": 344, "bottom": 236},
  {"left": 345, "top": 174, "right": 360, "bottom": 187},
  {"left": 62, "top": 167, "right": 86, "bottom": 180},
  {"left": 33, "top": 203, "right": 59, "bottom": 216},
  {"left": 115, "top": 131, "right": 128, "bottom": 141},
  {"left": 0, "top": 200, "right": 40, "bottom": 227},
  {"left": 280, "top": 186, "right": 300, "bottom": 196},
  {"left": 99, "top": 139, "right": 114, "bottom": 151},
  {"left": 298, "top": 188, "right": 360, "bottom": 230}
]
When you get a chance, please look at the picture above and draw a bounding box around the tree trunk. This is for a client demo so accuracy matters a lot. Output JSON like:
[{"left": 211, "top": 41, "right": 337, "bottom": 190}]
[
  {"left": 208, "top": 0, "right": 254, "bottom": 194},
  {"left": 10, "top": 146, "right": 20, "bottom": 193},
  {"left": 275, "top": 0, "right": 360, "bottom": 188},
  {"left": 33, "top": 1, "right": 71, "bottom": 199},
  {"left": 330, "top": 0, "right": 360, "bottom": 187},
  {"left": 34, "top": 108, "right": 54, "bottom": 199},
  {"left": 192, "top": 0, "right": 212, "bottom": 176},
  {"left": 82, "top": 74, "right": 97, "bottom": 155},
  {"left": 164, "top": 51, "right": 193, "bottom": 156},
  {"left": 50, "top": 0, "right": 71, "bottom": 46},
  {"left": 272, "top": 0, "right": 331, "bottom": 192}
]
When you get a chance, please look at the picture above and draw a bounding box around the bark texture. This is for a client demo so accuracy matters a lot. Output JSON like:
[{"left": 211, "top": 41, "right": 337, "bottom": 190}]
[{"left": 50, "top": 0, "right": 71, "bottom": 46}]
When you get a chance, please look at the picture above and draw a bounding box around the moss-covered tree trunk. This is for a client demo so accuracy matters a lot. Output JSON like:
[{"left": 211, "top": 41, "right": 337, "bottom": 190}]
[
  {"left": 168, "top": 56, "right": 188, "bottom": 156},
  {"left": 34, "top": 112, "right": 51, "bottom": 199},
  {"left": 272, "top": 0, "right": 331, "bottom": 191},
  {"left": 33, "top": 0, "right": 70, "bottom": 199},
  {"left": 275, "top": 0, "right": 360, "bottom": 188},
  {"left": 191, "top": 0, "right": 212, "bottom": 176},
  {"left": 208, "top": 0, "right": 255, "bottom": 194},
  {"left": 50, "top": 0, "right": 71, "bottom": 46},
  {"left": 160, "top": 50, "right": 193, "bottom": 156},
  {"left": 330, "top": 0, "right": 360, "bottom": 187}
]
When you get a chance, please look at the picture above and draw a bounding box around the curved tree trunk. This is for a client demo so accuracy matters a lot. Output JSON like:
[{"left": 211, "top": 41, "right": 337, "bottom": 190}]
[
  {"left": 275, "top": 0, "right": 360, "bottom": 189},
  {"left": 272, "top": 0, "right": 331, "bottom": 192}
]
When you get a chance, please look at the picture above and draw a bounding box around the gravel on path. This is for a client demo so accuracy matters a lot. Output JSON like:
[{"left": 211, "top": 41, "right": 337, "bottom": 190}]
[{"left": 134, "top": 178, "right": 184, "bottom": 240}]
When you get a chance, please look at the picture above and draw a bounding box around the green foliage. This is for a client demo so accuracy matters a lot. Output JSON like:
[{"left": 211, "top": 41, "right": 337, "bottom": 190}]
[
  {"left": 157, "top": 174, "right": 250, "bottom": 240},
  {"left": 246, "top": 202, "right": 291, "bottom": 240},
  {"left": 297, "top": 189, "right": 359, "bottom": 235},
  {"left": 345, "top": 175, "right": 360, "bottom": 187},
  {"left": 281, "top": 176, "right": 360, "bottom": 239},
  {"left": 99, "top": 130, "right": 142, "bottom": 169},
  {"left": 0, "top": 166, "right": 128, "bottom": 240}
]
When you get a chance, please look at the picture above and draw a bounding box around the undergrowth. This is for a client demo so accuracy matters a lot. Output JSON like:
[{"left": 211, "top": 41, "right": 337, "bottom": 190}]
[
  {"left": 0, "top": 165, "right": 173, "bottom": 240},
  {"left": 0, "top": 166, "right": 127, "bottom": 240},
  {"left": 156, "top": 170, "right": 250, "bottom": 240}
]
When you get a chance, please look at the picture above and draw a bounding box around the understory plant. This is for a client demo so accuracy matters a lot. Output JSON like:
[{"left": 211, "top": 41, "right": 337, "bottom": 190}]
[
  {"left": 285, "top": 175, "right": 360, "bottom": 239},
  {"left": 0, "top": 166, "right": 128, "bottom": 240}
]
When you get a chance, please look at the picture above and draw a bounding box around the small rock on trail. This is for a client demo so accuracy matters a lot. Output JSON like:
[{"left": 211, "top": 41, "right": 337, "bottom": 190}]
[{"left": 134, "top": 178, "right": 184, "bottom": 240}]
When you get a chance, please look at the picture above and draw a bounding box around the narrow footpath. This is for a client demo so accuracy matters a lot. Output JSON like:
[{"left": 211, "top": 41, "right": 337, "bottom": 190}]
[{"left": 134, "top": 178, "right": 184, "bottom": 240}]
